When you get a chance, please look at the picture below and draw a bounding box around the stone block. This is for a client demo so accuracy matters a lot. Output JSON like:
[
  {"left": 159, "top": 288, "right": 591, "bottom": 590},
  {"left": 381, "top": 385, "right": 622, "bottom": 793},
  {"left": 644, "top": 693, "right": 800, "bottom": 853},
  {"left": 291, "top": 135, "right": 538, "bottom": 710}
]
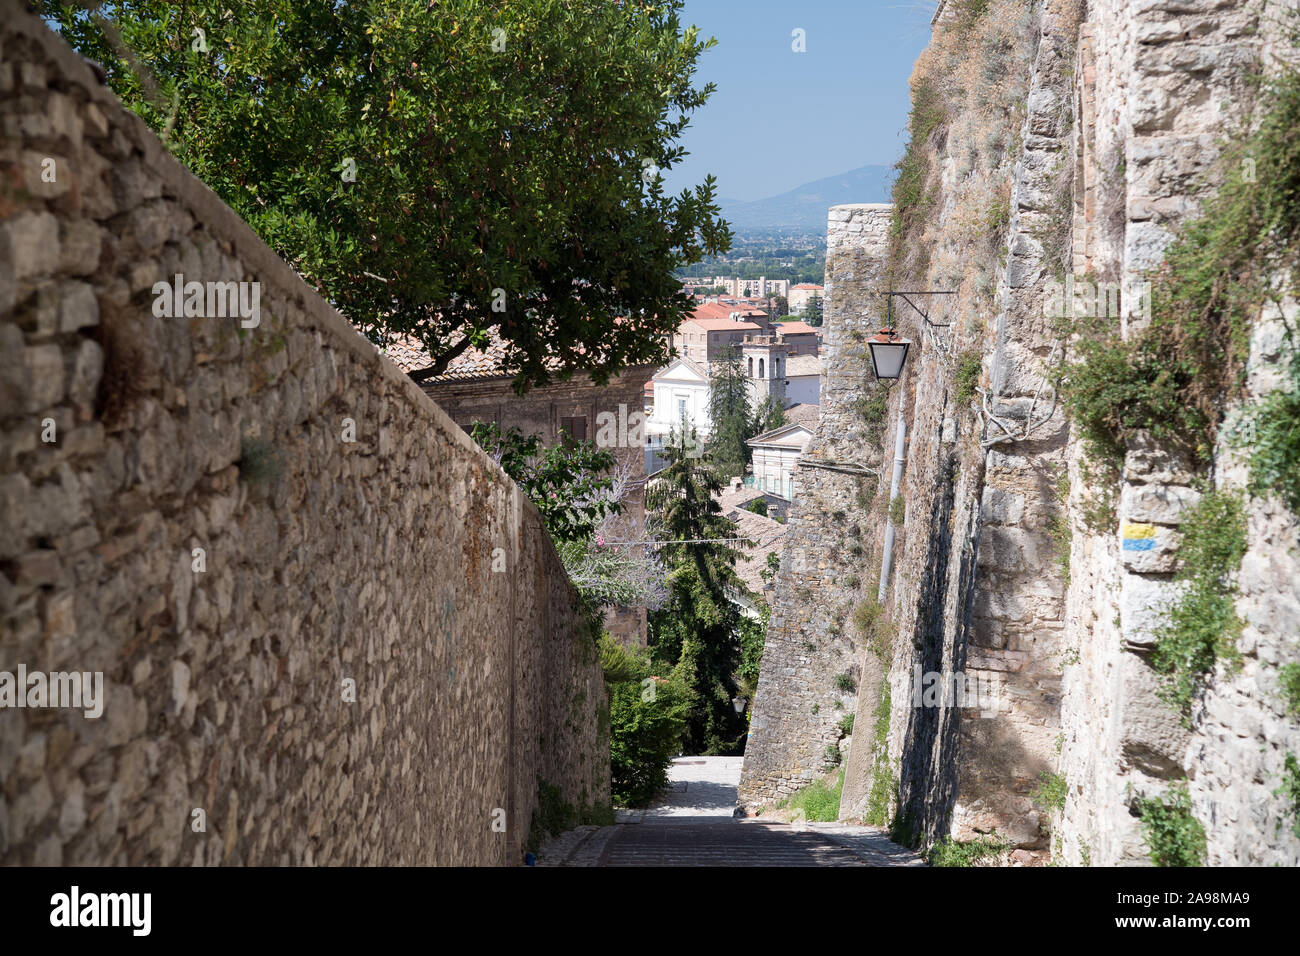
[
  {"left": 1, "top": 211, "right": 60, "bottom": 280},
  {"left": 1118, "top": 519, "right": 1180, "bottom": 573},
  {"left": 1120, "top": 482, "right": 1200, "bottom": 525}
]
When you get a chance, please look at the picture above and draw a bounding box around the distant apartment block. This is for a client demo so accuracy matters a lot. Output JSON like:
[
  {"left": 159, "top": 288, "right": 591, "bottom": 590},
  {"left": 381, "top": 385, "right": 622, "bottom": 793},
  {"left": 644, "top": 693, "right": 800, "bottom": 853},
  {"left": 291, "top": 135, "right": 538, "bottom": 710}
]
[{"left": 788, "top": 283, "right": 824, "bottom": 313}]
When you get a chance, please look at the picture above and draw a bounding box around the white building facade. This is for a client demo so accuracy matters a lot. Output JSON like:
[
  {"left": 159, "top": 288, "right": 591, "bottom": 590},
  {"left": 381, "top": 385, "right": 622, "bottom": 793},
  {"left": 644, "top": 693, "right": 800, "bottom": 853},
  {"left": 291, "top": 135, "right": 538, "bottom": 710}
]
[{"left": 746, "top": 422, "right": 814, "bottom": 500}]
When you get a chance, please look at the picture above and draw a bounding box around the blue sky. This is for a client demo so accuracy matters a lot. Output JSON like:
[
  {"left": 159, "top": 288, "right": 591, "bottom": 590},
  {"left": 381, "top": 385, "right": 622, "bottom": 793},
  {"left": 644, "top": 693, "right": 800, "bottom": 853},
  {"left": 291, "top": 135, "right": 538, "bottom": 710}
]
[{"left": 662, "top": 0, "right": 937, "bottom": 202}]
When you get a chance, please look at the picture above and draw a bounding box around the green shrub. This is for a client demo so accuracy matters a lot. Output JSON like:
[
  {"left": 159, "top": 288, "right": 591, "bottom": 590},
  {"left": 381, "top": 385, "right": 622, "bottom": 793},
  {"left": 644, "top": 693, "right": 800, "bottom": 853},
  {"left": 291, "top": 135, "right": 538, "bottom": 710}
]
[
  {"left": 822, "top": 743, "right": 842, "bottom": 768},
  {"left": 864, "top": 684, "right": 894, "bottom": 826},
  {"left": 1151, "top": 489, "right": 1248, "bottom": 721},
  {"left": 779, "top": 770, "right": 844, "bottom": 822},
  {"left": 928, "top": 836, "right": 1008, "bottom": 867},
  {"left": 745, "top": 498, "right": 768, "bottom": 517},
  {"left": 603, "top": 637, "right": 689, "bottom": 808},
  {"left": 1032, "top": 771, "right": 1068, "bottom": 815},
  {"left": 1135, "top": 784, "right": 1206, "bottom": 867},
  {"left": 954, "top": 352, "right": 982, "bottom": 406},
  {"left": 853, "top": 382, "right": 891, "bottom": 446},
  {"left": 888, "top": 495, "right": 906, "bottom": 526},
  {"left": 838, "top": 713, "right": 856, "bottom": 737},
  {"left": 1276, "top": 753, "right": 1300, "bottom": 839},
  {"left": 834, "top": 672, "right": 857, "bottom": 693},
  {"left": 238, "top": 437, "right": 282, "bottom": 485},
  {"left": 1060, "top": 64, "right": 1300, "bottom": 469},
  {"left": 853, "top": 599, "right": 896, "bottom": 661},
  {"left": 1244, "top": 352, "right": 1300, "bottom": 513},
  {"left": 1280, "top": 662, "right": 1300, "bottom": 716}
]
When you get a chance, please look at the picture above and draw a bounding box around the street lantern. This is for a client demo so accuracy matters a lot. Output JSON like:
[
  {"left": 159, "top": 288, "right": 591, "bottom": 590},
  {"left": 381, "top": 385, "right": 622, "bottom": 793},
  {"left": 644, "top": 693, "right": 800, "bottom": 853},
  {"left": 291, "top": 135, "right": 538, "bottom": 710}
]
[
  {"left": 867, "top": 327, "right": 911, "bottom": 380},
  {"left": 732, "top": 697, "right": 748, "bottom": 714}
]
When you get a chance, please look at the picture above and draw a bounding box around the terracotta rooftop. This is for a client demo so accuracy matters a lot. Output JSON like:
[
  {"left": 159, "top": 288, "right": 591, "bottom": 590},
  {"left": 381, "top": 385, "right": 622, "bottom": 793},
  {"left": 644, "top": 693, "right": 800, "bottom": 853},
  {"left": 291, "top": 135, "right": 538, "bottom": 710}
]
[
  {"left": 777, "top": 321, "right": 820, "bottom": 336},
  {"left": 375, "top": 333, "right": 560, "bottom": 381},
  {"left": 683, "top": 318, "right": 764, "bottom": 333},
  {"left": 782, "top": 402, "right": 820, "bottom": 427},
  {"left": 789, "top": 283, "right": 824, "bottom": 291},
  {"left": 721, "top": 505, "right": 787, "bottom": 596},
  {"left": 690, "top": 302, "right": 769, "bottom": 322}
]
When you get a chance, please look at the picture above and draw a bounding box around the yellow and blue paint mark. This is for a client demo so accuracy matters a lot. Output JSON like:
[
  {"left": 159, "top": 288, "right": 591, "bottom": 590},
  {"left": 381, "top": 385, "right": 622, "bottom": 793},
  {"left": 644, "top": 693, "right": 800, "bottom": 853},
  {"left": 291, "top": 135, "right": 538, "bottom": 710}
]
[{"left": 1121, "top": 522, "right": 1157, "bottom": 552}]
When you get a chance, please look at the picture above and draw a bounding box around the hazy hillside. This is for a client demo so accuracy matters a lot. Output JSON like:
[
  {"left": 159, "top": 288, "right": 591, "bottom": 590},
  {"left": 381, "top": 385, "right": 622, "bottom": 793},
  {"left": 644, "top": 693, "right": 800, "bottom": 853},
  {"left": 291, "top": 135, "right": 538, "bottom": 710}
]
[{"left": 719, "top": 164, "right": 894, "bottom": 236}]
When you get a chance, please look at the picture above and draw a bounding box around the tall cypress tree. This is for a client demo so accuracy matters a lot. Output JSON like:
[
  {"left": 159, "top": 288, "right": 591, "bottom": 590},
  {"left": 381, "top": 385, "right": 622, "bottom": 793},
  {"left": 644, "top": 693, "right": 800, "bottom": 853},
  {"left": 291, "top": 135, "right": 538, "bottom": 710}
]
[{"left": 647, "top": 427, "right": 753, "bottom": 755}]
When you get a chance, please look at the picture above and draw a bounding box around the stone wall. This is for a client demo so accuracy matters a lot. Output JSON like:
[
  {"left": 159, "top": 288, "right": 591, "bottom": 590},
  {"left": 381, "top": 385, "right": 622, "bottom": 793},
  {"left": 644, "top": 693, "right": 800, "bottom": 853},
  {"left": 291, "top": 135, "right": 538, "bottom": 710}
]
[
  {"left": 1055, "top": 0, "right": 1300, "bottom": 867},
  {"left": 421, "top": 369, "right": 654, "bottom": 648},
  {"left": 738, "top": 205, "right": 892, "bottom": 810},
  {"left": 746, "top": 0, "right": 1300, "bottom": 866},
  {"left": 0, "top": 8, "right": 608, "bottom": 866}
]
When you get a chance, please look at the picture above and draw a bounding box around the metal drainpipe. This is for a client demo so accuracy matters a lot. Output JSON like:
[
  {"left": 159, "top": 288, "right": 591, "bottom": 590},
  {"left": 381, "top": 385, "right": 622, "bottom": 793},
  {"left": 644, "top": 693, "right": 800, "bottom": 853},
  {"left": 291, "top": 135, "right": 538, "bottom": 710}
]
[{"left": 877, "top": 405, "right": 908, "bottom": 603}]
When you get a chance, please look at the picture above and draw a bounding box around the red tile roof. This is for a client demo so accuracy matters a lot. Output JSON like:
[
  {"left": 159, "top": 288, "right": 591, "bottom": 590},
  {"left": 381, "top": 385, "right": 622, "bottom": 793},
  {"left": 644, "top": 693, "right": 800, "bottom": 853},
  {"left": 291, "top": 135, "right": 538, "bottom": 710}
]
[
  {"left": 777, "top": 321, "right": 819, "bottom": 335},
  {"left": 376, "top": 333, "right": 563, "bottom": 381},
  {"left": 684, "top": 319, "right": 764, "bottom": 333}
]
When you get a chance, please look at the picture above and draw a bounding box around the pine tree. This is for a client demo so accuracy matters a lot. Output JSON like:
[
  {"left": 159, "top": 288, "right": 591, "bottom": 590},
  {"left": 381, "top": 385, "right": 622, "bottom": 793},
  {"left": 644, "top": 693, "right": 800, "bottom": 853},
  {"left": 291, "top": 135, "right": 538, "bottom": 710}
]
[{"left": 646, "top": 427, "right": 753, "bottom": 754}]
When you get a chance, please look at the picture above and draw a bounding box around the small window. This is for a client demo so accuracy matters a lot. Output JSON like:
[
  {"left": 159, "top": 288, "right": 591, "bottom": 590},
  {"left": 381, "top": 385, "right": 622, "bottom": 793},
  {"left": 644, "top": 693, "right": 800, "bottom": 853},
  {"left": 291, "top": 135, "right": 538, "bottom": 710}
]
[
  {"left": 560, "top": 416, "right": 587, "bottom": 444},
  {"left": 759, "top": 358, "right": 765, "bottom": 378}
]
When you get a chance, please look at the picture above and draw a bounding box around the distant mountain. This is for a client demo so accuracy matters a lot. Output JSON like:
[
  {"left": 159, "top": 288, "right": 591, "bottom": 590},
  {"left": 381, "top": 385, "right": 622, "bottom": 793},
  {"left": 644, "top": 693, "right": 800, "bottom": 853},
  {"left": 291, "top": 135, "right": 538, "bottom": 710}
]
[{"left": 718, "top": 165, "right": 894, "bottom": 237}]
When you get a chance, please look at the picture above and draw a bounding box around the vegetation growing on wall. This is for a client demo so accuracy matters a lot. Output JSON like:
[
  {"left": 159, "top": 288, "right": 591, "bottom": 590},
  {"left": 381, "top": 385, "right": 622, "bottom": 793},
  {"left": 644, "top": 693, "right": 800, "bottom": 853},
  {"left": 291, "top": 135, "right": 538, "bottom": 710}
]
[
  {"left": 1151, "top": 489, "right": 1248, "bottom": 721},
  {"left": 1277, "top": 753, "right": 1300, "bottom": 840},
  {"left": 1033, "top": 771, "right": 1068, "bottom": 816},
  {"left": 777, "top": 769, "right": 844, "bottom": 822},
  {"left": 1281, "top": 662, "right": 1300, "bottom": 717},
  {"left": 527, "top": 780, "right": 615, "bottom": 855},
  {"left": 1061, "top": 62, "right": 1300, "bottom": 472},
  {"left": 1135, "top": 784, "right": 1207, "bottom": 867},
  {"left": 853, "top": 598, "right": 897, "bottom": 661},
  {"left": 864, "top": 684, "right": 894, "bottom": 827},
  {"left": 928, "top": 835, "right": 1008, "bottom": 867},
  {"left": 954, "top": 352, "right": 982, "bottom": 406},
  {"left": 887, "top": 0, "right": 1039, "bottom": 296}
]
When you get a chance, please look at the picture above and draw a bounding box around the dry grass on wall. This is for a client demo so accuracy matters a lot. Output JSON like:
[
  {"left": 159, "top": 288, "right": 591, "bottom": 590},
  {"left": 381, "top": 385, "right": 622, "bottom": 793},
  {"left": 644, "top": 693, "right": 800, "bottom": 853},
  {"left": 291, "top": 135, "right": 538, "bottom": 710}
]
[{"left": 889, "top": 0, "right": 1041, "bottom": 346}]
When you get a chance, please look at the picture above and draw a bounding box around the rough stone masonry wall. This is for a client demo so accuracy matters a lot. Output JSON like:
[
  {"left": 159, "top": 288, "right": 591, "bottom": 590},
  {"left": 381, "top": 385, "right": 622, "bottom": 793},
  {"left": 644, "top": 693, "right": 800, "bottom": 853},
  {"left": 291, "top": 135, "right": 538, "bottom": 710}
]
[
  {"left": 0, "top": 9, "right": 608, "bottom": 866},
  {"left": 738, "top": 204, "right": 892, "bottom": 811},
  {"left": 1056, "top": 0, "right": 1300, "bottom": 866},
  {"left": 946, "top": 0, "right": 1080, "bottom": 853}
]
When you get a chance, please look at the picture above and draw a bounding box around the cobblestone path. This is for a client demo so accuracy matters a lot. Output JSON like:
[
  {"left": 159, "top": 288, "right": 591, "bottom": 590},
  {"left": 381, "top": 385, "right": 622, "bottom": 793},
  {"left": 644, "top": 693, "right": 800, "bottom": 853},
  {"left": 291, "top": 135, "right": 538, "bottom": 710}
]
[{"left": 537, "top": 757, "right": 924, "bottom": 867}]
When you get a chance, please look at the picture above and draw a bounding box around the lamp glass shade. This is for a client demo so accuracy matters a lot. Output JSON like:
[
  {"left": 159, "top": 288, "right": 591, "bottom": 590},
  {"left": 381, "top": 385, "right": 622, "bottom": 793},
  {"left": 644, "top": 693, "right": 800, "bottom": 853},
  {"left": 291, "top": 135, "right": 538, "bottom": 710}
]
[{"left": 868, "top": 339, "right": 911, "bottom": 379}]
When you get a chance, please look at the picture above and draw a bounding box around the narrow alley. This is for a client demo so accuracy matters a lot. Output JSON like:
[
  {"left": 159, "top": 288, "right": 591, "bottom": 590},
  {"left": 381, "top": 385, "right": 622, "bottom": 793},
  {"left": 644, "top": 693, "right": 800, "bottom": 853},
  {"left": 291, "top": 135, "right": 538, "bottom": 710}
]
[{"left": 537, "top": 758, "right": 924, "bottom": 867}]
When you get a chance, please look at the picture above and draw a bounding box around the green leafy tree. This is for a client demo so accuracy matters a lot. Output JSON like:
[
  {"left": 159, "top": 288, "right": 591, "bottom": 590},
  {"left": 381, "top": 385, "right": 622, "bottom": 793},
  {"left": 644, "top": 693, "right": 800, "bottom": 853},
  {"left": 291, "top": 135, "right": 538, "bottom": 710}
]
[
  {"left": 707, "top": 346, "right": 754, "bottom": 481},
  {"left": 647, "top": 428, "right": 752, "bottom": 754},
  {"left": 470, "top": 422, "right": 617, "bottom": 545},
  {"left": 45, "top": 0, "right": 732, "bottom": 388}
]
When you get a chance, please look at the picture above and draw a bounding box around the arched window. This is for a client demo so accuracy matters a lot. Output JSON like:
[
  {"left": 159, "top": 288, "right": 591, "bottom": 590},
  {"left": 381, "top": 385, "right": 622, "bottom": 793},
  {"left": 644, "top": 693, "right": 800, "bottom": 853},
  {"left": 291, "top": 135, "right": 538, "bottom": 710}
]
[
  {"left": 747, "top": 357, "right": 753, "bottom": 377},
  {"left": 759, "top": 358, "right": 765, "bottom": 378}
]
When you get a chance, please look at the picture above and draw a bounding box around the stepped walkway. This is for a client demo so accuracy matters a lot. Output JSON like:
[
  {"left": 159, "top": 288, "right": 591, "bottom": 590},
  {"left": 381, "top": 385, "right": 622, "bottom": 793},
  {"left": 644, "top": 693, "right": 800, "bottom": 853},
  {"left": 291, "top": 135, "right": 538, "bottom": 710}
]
[{"left": 536, "top": 756, "right": 924, "bottom": 867}]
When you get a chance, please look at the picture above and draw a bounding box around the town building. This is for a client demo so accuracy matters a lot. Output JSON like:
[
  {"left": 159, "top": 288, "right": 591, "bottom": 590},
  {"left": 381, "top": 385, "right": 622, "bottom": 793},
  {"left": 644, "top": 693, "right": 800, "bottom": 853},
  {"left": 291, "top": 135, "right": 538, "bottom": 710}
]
[
  {"left": 784, "top": 353, "right": 823, "bottom": 405},
  {"left": 746, "top": 419, "right": 815, "bottom": 500},
  {"left": 773, "top": 320, "right": 821, "bottom": 356},
  {"left": 740, "top": 336, "right": 789, "bottom": 410},
  {"left": 788, "top": 283, "right": 824, "bottom": 313}
]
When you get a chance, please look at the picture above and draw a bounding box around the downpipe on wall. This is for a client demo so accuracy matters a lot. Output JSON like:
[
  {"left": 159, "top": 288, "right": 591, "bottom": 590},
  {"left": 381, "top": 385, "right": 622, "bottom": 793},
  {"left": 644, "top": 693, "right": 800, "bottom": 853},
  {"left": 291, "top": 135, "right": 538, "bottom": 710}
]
[{"left": 877, "top": 405, "right": 908, "bottom": 603}]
